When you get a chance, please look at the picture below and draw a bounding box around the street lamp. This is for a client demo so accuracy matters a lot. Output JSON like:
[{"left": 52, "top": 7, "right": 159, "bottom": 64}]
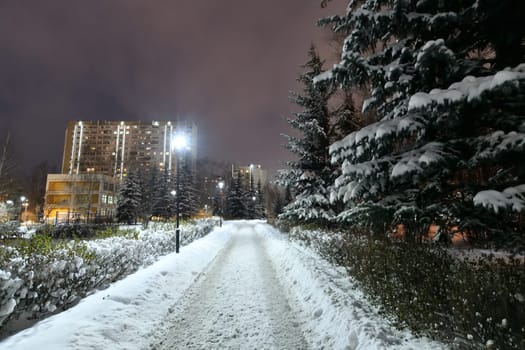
[
  {"left": 20, "top": 196, "right": 28, "bottom": 222},
  {"left": 172, "top": 132, "right": 190, "bottom": 253},
  {"left": 5, "top": 200, "right": 14, "bottom": 221},
  {"left": 217, "top": 180, "right": 224, "bottom": 227}
]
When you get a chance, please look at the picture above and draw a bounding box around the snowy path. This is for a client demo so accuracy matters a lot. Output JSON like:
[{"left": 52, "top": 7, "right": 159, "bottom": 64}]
[
  {"left": 0, "top": 220, "right": 445, "bottom": 350},
  {"left": 153, "top": 222, "right": 307, "bottom": 349}
]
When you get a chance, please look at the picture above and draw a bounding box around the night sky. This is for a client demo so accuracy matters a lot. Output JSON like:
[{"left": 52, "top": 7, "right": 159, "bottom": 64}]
[{"left": 0, "top": 0, "right": 346, "bottom": 177}]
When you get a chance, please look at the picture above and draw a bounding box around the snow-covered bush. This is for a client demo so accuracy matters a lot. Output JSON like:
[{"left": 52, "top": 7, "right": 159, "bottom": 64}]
[
  {"left": 288, "top": 227, "right": 525, "bottom": 350},
  {"left": 0, "top": 219, "right": 217, "bottom": 328},
  {"left": 0, "top": 221, "right": 20, "bottom": 239}
]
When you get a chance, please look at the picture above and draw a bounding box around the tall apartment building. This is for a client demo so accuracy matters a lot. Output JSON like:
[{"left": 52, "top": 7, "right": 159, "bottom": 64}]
[
  {"left": 44, "top": 120, "right": 197, "bottom": 223},
  {"left": 231, "top": 164, "right": 268, "bottom": 189},
  {"left": 62, "top": 120, "right": 197, "bottom": 178}
]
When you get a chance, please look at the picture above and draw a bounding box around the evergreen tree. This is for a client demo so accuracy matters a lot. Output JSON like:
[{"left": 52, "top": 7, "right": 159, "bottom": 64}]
[
  {"left": 254, "top": 180, "right": 266, "bottom": 219},
  {"left": 225, "top": 170, "right": 247, "bottom": 219},
  {"left": 152, "top": 169, "right": 174, "bottom": 221},
  {"left": 138, "top": 167, "right": 158, "bottom": 226},
  {"left": 283, "top": 185, "right": 293, "bottom": 207},
  {"left": 276, "top": 46, "right": 335, "bottom": 226},
  {"left": 178, "top": 157, "right": 199, "bottom": 219},
  {"left": 212, "top": 190, "right": 222, "bottom": 216},
  {"left": 0, "top": 132, "right": 16, "bottom": 199},
  {"left": 320, "top": 0, "right": 525, "bottom": 243},
  {"left": 116, "top": 171, "right": 142, "bottom": 224},
  {"left": 244, "top": 171, "right": 257, "bottom": 219},
  {"left": 330, "top": 90, "right": 361, "bottom": 143},
  {"left": 272, "top": 190, "right": 284, "bottom": 219}
]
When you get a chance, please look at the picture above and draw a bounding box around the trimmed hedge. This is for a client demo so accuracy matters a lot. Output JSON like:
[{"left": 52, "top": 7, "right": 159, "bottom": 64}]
[
  {"left": 289, "top": 227, "right": 525, "bottom": 350},
  {"left": 35, "top": 224, "right": 120, "bottom": 240},
  {"left": 0, "top": 219, "right": 218, "bottom": 329}
]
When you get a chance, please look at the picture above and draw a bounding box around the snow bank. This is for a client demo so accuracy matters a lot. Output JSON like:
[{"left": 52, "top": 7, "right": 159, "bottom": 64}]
[
  {"left": 255, "top": 223, "right": 445, "bottom": 350},
  {"left": 0, "top": 223, "right": 231, "bottom": 350},
  {"left": 0, "top": 219, "right": 217, "bottom": 329}
]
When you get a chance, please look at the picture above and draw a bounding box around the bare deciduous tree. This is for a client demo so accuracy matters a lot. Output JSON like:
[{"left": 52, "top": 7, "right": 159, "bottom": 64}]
[{"left": 0, "top": 132, "right": 16, "bottom": 199}]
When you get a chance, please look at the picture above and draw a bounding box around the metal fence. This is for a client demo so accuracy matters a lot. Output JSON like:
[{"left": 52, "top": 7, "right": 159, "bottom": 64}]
[{"left": 44, "top": 211, "right": 114, "bottom": 226}]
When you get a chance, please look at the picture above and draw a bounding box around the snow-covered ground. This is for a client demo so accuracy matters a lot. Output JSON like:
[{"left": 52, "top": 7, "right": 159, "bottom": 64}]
[
  {"left": 0, "top": 221, "right": 446, "bottom": 350},
  {"left": 152, "top": 221, "right": 307, "bottom": 349}
]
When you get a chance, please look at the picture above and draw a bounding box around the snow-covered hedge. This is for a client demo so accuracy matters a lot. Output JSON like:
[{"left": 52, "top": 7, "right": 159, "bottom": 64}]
[
  {"left": 287, "top": 226, "right": 525, "bottom": 350},
  {"left": 0, "top": 221, "right": 21, "bottom": 239},
  {"left": 0, "top": 219, "right": 218, "bottom": 327}
]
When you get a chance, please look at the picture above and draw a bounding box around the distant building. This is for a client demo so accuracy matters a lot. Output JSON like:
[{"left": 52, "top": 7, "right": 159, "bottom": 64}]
[
  {"left": 196, "top": 176, "right": 222, "bottom": 217},
  {"left": 194, "top": 159, "right": 230, "bottom": 216},
  {"left": 44, "top": 119, "right": 197, "bottom": 223},
  {"left": 62, "top": 120, "right": 197, "bottom": 178},
  {"left": 231, "top": 164, "right": 267, "bottom": 189},
  {"left": 44, "top": 173, "right": 118, "bottom": 224}
]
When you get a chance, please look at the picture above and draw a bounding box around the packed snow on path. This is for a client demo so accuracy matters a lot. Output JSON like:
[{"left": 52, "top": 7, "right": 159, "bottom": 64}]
[
  {"left": 0, "top": 221, "right": 446, "bottom": 350},
  {"left": 152, "top": 221, "right": 307, "bottom": 349}
]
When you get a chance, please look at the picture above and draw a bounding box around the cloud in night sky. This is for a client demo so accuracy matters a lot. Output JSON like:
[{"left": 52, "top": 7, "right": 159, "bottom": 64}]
[{"left": 0, "top": 0, "right": 346, "bottom": 176}]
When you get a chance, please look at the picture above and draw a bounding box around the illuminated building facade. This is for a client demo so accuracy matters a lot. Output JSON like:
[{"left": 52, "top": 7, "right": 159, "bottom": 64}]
[
  {"left": 61, "top": 120, "right": 197, "bottom": 178},
  {"left": 44, "top": 173, "right": 118, "bottom": 224},
  {"left": 231, "top": 164, "right": 267, "bottom": 189},
  {"left": 44, "top": 120, "right": 197, "bottom": 223}
]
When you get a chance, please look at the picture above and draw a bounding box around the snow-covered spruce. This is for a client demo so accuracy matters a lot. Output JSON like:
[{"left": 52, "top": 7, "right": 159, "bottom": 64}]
[
  {"left": 0, "top": 219, "right": 216, "bottom": 327},
  {"left": 318, "top": 1, "right": 525, "bottom": 243},
  {"left": 276, "top": 46, "right": 338, "bottom": 225}
]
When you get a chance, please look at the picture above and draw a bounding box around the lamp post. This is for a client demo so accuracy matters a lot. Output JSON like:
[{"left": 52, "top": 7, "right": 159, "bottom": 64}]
[
  {"left": 20, "top": 196, "right": 28, "bottom": 222},
  {"left": 5, "top": 200, "right": 14, "bottom": 221},
  {"left": 217, "top": 180, "right": 224, "bottom": 227},
  {"left": 172, "top": 132, "right": 190, "bottom": 254}
]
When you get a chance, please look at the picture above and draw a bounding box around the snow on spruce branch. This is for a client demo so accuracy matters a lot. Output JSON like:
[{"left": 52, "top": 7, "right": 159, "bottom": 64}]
[
  {"left": 468, "top": 131, "right": 525, "bottom": 166},
  {"left": 474, "top": 184, "right": 525, "bottom": 213},
  {"left": 390, "top": 142, "right": 449, "bottom": 180},
  {"left": 408, "top": 64, "right": 525, "bottom": 111},
  {"left": 330, "top": 114, "right": 426, "bottom": 163}
]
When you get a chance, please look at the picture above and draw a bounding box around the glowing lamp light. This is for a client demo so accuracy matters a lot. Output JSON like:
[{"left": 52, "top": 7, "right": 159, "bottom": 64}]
[
  {"left": 172, "top": 133, "right": 189, "bottom": 151},
  {"left": 172, "top": 131, "right": 191, "bottom": 254}
]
